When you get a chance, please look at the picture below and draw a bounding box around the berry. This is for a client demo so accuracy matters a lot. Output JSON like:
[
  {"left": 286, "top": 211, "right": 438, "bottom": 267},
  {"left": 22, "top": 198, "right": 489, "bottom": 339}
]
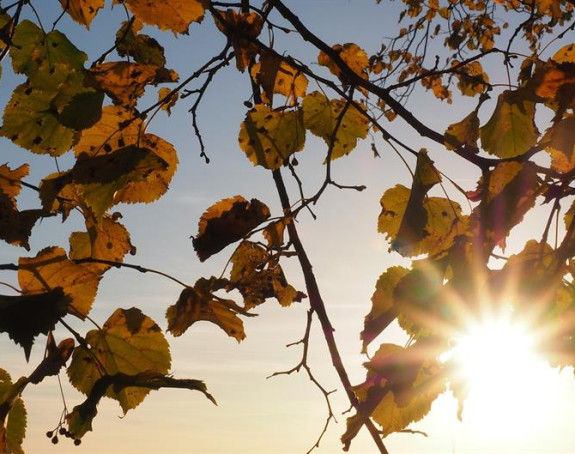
[
  {"left": 59, "top": 427, "right": 66, "bottom": 435},
  {"left": 46, "top": 431, "right": 53, "bottom": 438},
  {"left": 74, "top": 439, "right": 82, "bottom": 446},
  {"left": 51, "top": 436, "right": 58, "bottom": 444}
]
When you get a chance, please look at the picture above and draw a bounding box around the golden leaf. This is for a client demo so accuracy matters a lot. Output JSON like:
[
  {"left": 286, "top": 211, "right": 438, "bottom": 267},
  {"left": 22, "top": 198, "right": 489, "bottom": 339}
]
[
  {"left": 251, "top": 52, "right": 308, "bottom": 104},
  {"left": 59, "top": 0, "right": 105, "bottom": 28},
  {"left": 118, "top": 0, "right": 208, "bottom": 33},
  {"left": 18, "top": 246, "right": 101, "bottom": 318}
]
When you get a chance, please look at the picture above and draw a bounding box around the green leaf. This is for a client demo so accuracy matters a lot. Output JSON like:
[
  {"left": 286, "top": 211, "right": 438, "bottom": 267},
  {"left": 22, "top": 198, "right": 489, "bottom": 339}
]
[
  {"left": 0, "top": 370, "right": 27, "bottom": 454},
  {"left": 193, "top": 196, "right": 270, "bottom": 262},
  {"left": 67, "top": 308, "right": 171, "bottom": 413},
  {"left": 6, "top": 397, "right": 26, "bottom": 454},
  {"left": 361, "top": 266, "right": 409, "bottom": 353},
  {"left": 116, "top": 20, "right": 167, "bottom": 66},
  {"left": 480, "top": 89, "right": 539, "bottom": 158},
  {"left": 238, "top": 105, "right": 305, "bottom": 170},
  {"left": 58, "top": 91, "right": 104, "bottom": 130},
  {"left": 10, "top": 20, "right": 87, "bottom": 75},
  {"left": 0, "top": 81, "right": 80, "bottom": 156},
  {"left": 0, "top": 289, "right": 70, "bottom": 360},
  {"left": 302, "top": 91, "right": 369, "bottom": 160}
]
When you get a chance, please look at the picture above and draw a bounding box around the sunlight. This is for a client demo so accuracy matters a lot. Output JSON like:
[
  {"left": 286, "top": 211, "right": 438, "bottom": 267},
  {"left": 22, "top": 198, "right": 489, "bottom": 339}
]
[{"left": 449, "top": 313, "right": 559, "bottom": 439}]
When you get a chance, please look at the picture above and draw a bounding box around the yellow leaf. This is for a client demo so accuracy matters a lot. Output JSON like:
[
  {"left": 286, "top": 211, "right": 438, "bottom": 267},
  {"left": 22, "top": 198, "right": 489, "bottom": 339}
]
[
  {"left": 251, "top": 52, "right": 308, "bottom": 104},
  {"left": 0, "top": 164, "right": 28, "bottom": 204},
  {"left": 193, "top": 196, "right": 270, "bottom": 261},
  {"left": 239, "top": 105, "right": 305, "bottom": 169},
  {"left": 166, "top": 280, "right": 246, "bottom": 341},
  {"left": 59, "top": 0, "right": 105, "bottom": 28},
  {"left": 553, "top": 43, "right": 575, "bottom": 64},
  {"left": 318, "top": 43, "right": 369, "bottom": 84},
  {"left": 68, "top": 308, "right": 171, "bottom": 412},
  {"left": 18, "top": 246, "right": 101, "bottom": 318},
  {"left": 88, "top": 62, "right": 178, "bottom": 108},
  {"left": 158, "top": 87, "right": 178, "bottom": 114},
  {"left": 118, "top": 0, "right": 208, "bottom": 33},
  {"left": 213, "top": 9, "right": 264, "bottom": 72},
  {"left": 543, "top": 115, "right": 575, "bottom": 173},
  {"left": 445, "top": 110, "right": 480, "bottom": 150},
  {"left": 361, "top": 266, "right": 410, "bottom": 353},
  {"left": 302, "top": 91, "right": 368, "bottom": 160},
  {"left": 113, "top": 134, "right": 178, "bottom": 204},
  {"left": 480, "top": 89, "right": 539, "bottom": 158},
  {"left": 69, "top": 216, "right": 135, "bottom": 273}
]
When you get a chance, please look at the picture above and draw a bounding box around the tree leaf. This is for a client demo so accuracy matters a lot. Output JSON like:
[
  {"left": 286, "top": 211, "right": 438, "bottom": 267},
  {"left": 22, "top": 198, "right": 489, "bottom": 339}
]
[
  {"left": 19, "top": 246, "right": 101, "bottom": 319},
  {"left": 0, "top": 290, "right": 70, "bottom": 359},
  {"left": 166, "top": 279, "right": 247, "bottom": 341},
  {"left": 118, "top": 0, "right": 208, "bottom": 33},
  {"left": 88, "top": 62, "right": 178, "bottom": 108},
  {"left": 67, "top": 308, "right": 171, "bottom": 412},
  {"left": 445, "top": 110, "right": 480, "bottom": 151},
  {"left": 229, "top": 241, "right": 304, "bottom": 308},
  {"left": 59, "top": 0, "right": 105, "bottom": 28},
  {"left": 542, "top": 115, "right": 575, "bottom": 173},
  {"left": 9, "top": 20, "right": 87, "bottom": 75},
  {"left": 361, "top": 266, "right": 409, "bottom": 353},
  {"left": 302, "top": 91, "right": 369, "bottom": 160},
  {"left": 250, "top": 51, "right": 308, "bottom": 104},
  {"left": 116, "top": 19, "right": 166, "bottom": 66},
  {"left": 239, "top": 105, "right": 305, "bottom": 170},
  {"left": 318, "top": 43, "right": 369, "bottom": 85},
  {"left": 69, "top": 215, "right": 135, "bottom": 273},
  {"left": 378, "top": 185, "right": 462, "bottom": 257},
  {"left": 480, "top": 89, "right": 539, "bottom": 158},
  {"left": 213, "top": 9, "right": 264, "bottom": 72},
  {"left": 0, "top": 164, "right": 46, "bottom": 249},
  {"left": 470, "top": 161, "right": 539, "bottom": 249},
  {"left": 193, "top": 196, "right": 270, "bottom": 261},
  {"left": 0, "top": 370, "right": 27, "bottom": 454}
]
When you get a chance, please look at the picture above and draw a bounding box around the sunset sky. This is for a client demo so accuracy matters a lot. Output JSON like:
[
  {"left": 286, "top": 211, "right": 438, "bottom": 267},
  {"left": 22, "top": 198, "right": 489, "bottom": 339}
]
[{"left": 2, "top": 1, "right": 575, "bottom": 453}]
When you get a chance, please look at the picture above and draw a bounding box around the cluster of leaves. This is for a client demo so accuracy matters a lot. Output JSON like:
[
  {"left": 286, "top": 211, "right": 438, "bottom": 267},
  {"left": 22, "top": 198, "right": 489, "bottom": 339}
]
[{"left": 3, "top": 1, "right": 575, "bottom": 454}]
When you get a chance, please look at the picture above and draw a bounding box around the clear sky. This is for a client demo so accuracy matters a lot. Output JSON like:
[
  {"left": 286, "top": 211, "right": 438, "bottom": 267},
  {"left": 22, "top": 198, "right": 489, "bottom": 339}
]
[{"left": 2, "top": 1, "right": 575, "bottom": 454}]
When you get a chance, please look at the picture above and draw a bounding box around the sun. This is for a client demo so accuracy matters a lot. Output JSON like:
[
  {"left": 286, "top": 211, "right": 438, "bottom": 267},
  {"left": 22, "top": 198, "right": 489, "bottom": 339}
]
[{"left": 447, "top": 312, "right": 559, "bottom": 438}]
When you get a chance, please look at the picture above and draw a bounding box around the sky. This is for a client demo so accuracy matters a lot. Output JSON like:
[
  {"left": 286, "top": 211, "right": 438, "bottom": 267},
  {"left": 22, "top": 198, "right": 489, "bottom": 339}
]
[{"left": 2, "top": 1, "right": 575, "bottom": 454}]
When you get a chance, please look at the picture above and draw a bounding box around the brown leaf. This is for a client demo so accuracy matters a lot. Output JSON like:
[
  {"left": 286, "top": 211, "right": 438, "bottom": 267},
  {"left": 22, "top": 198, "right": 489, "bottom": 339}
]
[{"left": 193, "top": 196, "right": 270, "bottom": 261}]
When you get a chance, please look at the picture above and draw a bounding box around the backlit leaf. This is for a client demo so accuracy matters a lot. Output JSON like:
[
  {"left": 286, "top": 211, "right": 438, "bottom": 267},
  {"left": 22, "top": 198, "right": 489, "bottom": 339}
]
[
  {"left": 455, "top": 61, "right": 489, "bottom": 97},
  {"left": 239, "top": 105, "right": 305, "bottom": 170},
  {"left": 193, "top": 196, "right": 270, "bottom": 261},
  {"left": 116, "top": 20, "right": 166, "bottom": 66},
  {"left": 542, "top": 115, "right": 575, "bottom": 173},
  {"left": 250, "top": 52, "right": 308, "bottom": 104},
  {"left": 229, "top": 241, "right": 304, "bottom": 308},
  {"left": 480, "top": 89, "right": 539, "bottom": 158},
  {"left": 0, "top": 80, "right": 80, "bottom": 156},
  {"left": 69, "top": 215, "right": 134, "bottom": 273},
  {"left": 318, "top": 43, "right": 369, "bottom": 85},
  {"left": 0, "top": 370, "right": 27, "bottom": 454},
  {"left": 67, "top": 308, "right": 171, "bottom": 412},
  {"left": 158, "top": 87, "right": 178, "bottom": 115},
  {"left": 471, "top": 162, "right": 538, "bottom": 248},
  {"left": 361, "top": 266, "right": 410, "bottom": 353},
  {"left": 445, "top": 110, "right": 480, "bottom": 150},
  {"left": 59, "top": 0, "right": 105, "bottom": 28},
  {"left": 552, "top": 43, "right": 575, "bottom": 64},
  {"left": 112, "top": 134, "right": 178, "bottom": 204},
  {"left": 88, "top": 62, "right": 178, "bottom": 108},
  {"left": 19, "top": 246, "right": 101, "bottom": 319},
  {"left": 378, "top": 185, "right": 462, "bottom": 257},
  {"left": 302, "top": 91, "right": 368, "bottom": 160},
  {"left": 119, "top": 0, "right": 208, "bottom": 33},
  {"left": 166, "top": 279, "right": 247, "bottom": 341},
  {"left": 213, "top": 9, "right": 263, "bottom": 72},
  {"left": 0, "top": 290, "right": 69, "bottom": 360},
  {"left": 10, "top": 20, "right": 87, "bottom": 75}
]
